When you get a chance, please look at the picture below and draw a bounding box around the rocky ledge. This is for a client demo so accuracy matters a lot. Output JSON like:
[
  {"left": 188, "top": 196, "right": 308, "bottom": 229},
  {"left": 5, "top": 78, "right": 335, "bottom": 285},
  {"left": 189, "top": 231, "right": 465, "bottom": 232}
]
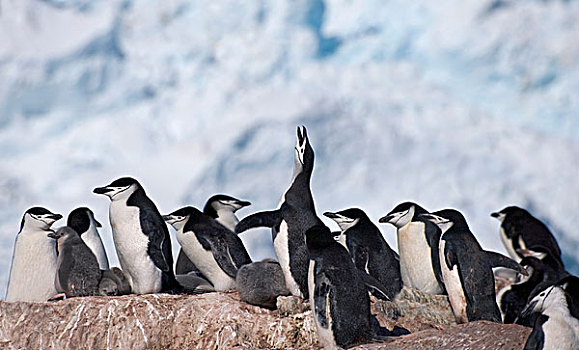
[{"left": 0, "top": 288, "right": 530, "bottom": 349}]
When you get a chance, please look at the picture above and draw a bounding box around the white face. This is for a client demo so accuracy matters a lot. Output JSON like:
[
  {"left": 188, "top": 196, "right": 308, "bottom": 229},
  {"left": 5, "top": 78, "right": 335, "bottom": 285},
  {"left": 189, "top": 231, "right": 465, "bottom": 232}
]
[
  {"left": 493, "top": 212, "right": 506, "bottom": 223},
  {"left": 103, "top": 184, "right": 136, "bottom": 200},
  {"left": 424, "top": 214, "right": 454, "bottom": 233},
  {"left": 329, "top": 215, "right": 360, "bottom": 231},
  {"left": 215, "top": 199, "right": 243, "bottom": 212},
  {"left": 164, "top": 214, "right": 189, "bottom": 231},
  {"left": 385, "top": 206, "right": 415, "bottom": 228},
  {"left": 526, "top": 285, "right": 565, "bottom": 313},
  {"left": 24, "top": 213, "right": 60, "bottom": 231}
]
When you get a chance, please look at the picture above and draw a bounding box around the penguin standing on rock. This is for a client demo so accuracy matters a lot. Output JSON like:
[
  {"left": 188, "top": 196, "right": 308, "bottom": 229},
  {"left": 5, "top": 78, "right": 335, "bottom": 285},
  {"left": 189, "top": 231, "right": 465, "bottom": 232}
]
[
  {"left": 324, "top": 208, "right": 402, "bottom": 299},
  {"left": 67, "top": 207, "right": 109, "bottom": 270},
  {"left": 93, "top": 177, "right": 178, "bottom": 294},
  {"left": 379, "top": 202, "right": 445, "bottom": 295},
  {"left": 5, "top": 207, "right": 62, "bottom": 302},
  {"left": 236, "top": 126, "right": 322, "bottom": 298},
  {"left": 163, "top": 206, "right": 251, "bottom": 291},
  {"left": 421, "top": 209, "right": 526, "bottom": 324}
]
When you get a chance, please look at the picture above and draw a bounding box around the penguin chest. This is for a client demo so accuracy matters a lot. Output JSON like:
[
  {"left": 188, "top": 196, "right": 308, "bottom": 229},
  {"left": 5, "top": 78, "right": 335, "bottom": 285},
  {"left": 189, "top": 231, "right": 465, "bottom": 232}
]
[
  {"left": 439, "top": 240, "right": 468, "bottom": 323},
  {"left": 398, "top": 222, "right": 440, "bottom": 294},
  {"left": 110, "top": 202, "right": 161, "bottom": 294},
  {"left": 542, "top": 315, "right": 579, "bottom": 350},
  {"left": 274, "top": 220, "right": 302, "bottom": 297},
  {"left": 81, "top": 230, "right": 109, "bottom": 270},
  {"left": 308, "top": 260, "right": 338, "bottom": 350},
  {"left": 177, "top": 230, "right": 235, "bottom": 291},
  {"left": 6, "top": 232, "right": 58, "bottom": 302},
  {"left": 499, "top": 227, "right": 520, "bottom": 262}
]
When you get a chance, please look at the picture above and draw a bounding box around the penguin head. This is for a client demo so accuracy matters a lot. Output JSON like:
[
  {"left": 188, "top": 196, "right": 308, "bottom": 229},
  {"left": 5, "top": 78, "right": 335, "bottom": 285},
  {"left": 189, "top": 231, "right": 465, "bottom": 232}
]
[
  {"left": 521, "top": 284, "right": 566, "bottom": 317},
  {"left": 20, "top": 207, "right": 63, "bottom": 232},
  {"left": 93, "top": 177, "right": 141, "bottom": 201},
  {"left": 305, "top": 225, "right": 335, "bottom": 253},
  {"left": 379, "top": 202, "right": 424, "bottom": 228},
  {"left": 163, "top": 206, "right": 196, "bottom": 231},
  {"left": 418, "top": 212, "right": 454, "bottom": 234},
  {"left": 203, "top": 194, "right": 251, "bottom": 218},
  {"left": 491, "top": 206, "right": 531, "bottom": 223},
  {"left": 47, "top": 226, "right": 79, "bottom": 242},
  {"left": 294, "top": 126, "right": 314, "bottom": 173},
  {"left": 323, "top": 208, "right": 366, "bottom": 231},
  {"left": 67, "top": 207, "right": 102, "bottom": 236}
]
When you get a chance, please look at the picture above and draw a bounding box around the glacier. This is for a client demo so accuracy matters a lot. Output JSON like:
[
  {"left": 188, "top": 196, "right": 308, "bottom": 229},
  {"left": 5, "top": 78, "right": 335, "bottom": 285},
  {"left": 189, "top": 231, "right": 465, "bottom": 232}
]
[{"left": 0, "top": 0, "right": 578, "bottom": 298}]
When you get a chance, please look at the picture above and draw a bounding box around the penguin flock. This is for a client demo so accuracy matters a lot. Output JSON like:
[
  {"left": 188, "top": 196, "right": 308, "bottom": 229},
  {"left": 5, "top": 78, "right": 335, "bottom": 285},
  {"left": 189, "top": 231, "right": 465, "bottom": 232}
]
[{"left": 3, "top": 125, "right": 578, "bottom": 349}]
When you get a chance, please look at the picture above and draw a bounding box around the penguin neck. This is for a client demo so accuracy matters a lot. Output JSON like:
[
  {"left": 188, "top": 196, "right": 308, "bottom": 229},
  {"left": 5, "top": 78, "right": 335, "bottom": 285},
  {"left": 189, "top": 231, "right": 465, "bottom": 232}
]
[
  {"left": 214, "top": 210, "right": 238, "bottom": 232},
  {"left": 21, "top": 219, "right": 52, "bottom": 233}
]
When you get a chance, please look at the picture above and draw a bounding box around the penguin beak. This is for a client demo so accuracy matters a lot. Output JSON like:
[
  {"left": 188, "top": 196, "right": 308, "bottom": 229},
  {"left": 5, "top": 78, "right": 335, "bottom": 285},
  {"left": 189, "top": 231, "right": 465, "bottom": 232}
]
[
  {"left": 378, "top": 214, "right": 395, "bottom": 223},
  {"left": 323, "top": 212, "right": 339, "bottom": 219},
  {"left": 49, "top": 214, "right": 63, "bottom": 221},
  {"left": 235, "top": 200, "right": 251, "bottom": 208},
  {"left": 95, "top": 219, "right": 103, "bottom": 228},
  {"left": 519, "top": 300, "right": 538, "bottom": 319},
  {"left": 490, "top": 212, "right": 500, "bottom": 218},
  {"left": 162, "top": 215, "right": 172, "bottom": 222},
  {"left": 93, "top": 186, "right": 112, "bottom": 195},
  {"left": 47, "top": 231, "right": 57, "bottom": 239}
]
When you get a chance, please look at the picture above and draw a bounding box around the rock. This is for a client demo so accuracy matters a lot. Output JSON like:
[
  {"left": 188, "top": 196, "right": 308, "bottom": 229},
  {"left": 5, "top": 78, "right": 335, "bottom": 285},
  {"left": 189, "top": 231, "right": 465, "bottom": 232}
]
[{"left": 0, "top": 288, "right": 531, "bottom": 349}]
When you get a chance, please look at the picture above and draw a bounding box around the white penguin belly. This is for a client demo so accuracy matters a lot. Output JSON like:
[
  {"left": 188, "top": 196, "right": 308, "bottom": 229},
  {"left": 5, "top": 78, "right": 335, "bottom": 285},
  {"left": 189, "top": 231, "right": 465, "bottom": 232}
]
[
  {"left": 439, "top": 240, "right": 468, "bottom": 323},
  {"left": 308, "top": 260, "right": 338, "bottom": 350},
  {"left": 177, "top": 230, "right": 235, "bottom": 291},
  {"left": 5, "top": 232, "right": 58, "bottom": 302},
  {"left": 542, "top": 315, "right": 579, "bottom": 350},
  {"left": 274, "top": 220, "right": 302, "bottom": 297},
  {"left": 499, "top": 227, "right": 520, "bottom": 262},
  {"left": 398, "top": 222, "right": 441, "bottom": 294},
  {"left": 110, "top": 202, "right": 161, "bottom": 294},
  {"left": 81, "top": 230, "right": 109, "bottom": 269}
]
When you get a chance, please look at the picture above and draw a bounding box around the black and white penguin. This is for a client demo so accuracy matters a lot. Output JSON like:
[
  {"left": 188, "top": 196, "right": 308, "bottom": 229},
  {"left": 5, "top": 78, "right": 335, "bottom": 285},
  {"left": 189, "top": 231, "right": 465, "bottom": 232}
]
[
  {"left": 48, "top": 226, "right": 102, "bottom": 297},
  {"left": 174, "top": 194, "right": 250, "bottom": 276},
  {"left": 306, "top": 225, "right": 384, "bottom": 348},
  {"left": 324, "top": 208, "right": 402, "bottom": 299},
  {"left": 236, "top": 258, "right": 291, "bottom": 309},
  {"left": 379, "top": 202, "right": 445, "bottom": 295},
  {"left": 67, "top": 207, "right": 109, "bottom": 270},
  {"left": 421, "top": 209, "right": 525, "bottom": 323},
  {"left": 491, "top": 206, "right": 563, "bottom": 266},
  {"left": 93, "top": 177, "right": 178, "bottom": 294},
  {"left": 5, "top": 207, "right": 62, "bottom": 302},
  {"left": 236, "top": 126, "right": 322, "bottom": 298},
  {"left": 163, "top": 206, "right": 251, "bottom": 291},
  {"left": 521, "top": 277, "right": 579, "bottom": 350}
]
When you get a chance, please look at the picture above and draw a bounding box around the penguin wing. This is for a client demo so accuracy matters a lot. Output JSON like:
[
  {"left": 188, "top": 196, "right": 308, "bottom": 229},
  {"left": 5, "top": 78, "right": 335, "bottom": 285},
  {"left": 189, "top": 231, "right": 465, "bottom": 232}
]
[
  {"left": 313, "top": 271, "right": 333, "bottom": 329},
  {"left": 485, "top": 251, "right": 526, "bottom": 275},
  {"left": 225, "top": 234, "right": 252, "bottom": 269},
  {"left": 139, "top": 208, "right": 172, "bottom": 272},
  {"left": 56, "top": 245, "right": 75, "bottom": 293},
  {"left": 350, "top": 243, "right": 369, "bottom": 272},
  {"left": 357, "top": 270, "right": 391, "bottom": 301},
  {"left": 235, "top": 210, "right": 282, "bottom": 233},
  {"left": 194, "top": 225, "right": 241, "bottom": 279},
  {"left": 523, "top": 315, "right": 547, "bottom": 350}
]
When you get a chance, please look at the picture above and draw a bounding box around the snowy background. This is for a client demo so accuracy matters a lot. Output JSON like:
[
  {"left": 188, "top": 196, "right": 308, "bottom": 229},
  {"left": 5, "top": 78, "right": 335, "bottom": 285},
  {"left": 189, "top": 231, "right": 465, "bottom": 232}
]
[{"left": 1, "top": 0, "right": 578, "bottom": 298}]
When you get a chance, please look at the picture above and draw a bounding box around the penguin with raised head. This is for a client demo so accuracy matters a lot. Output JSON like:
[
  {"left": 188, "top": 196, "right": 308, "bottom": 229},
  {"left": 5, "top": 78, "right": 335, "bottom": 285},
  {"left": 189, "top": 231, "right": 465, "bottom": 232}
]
[
  {"left": 163, "top": 206, "right": 251, "bottom": 291},
  {"left": 324, "top": 208, "right": 402, "bottom": 299},
  {"left": 521, "top": 277, "right": 579, "bottom": 350},
  {"left": 48, "top": 226, "right": 102, "bottom": 297},
  {"left": 379, "top": 202, "right": 445, "bottom": 295},
  {"left": 421, "top": 209, "right": 526, "bottom": 323},
  {"left": 93, "top": 177, "right": 178, "bottom": 294},
  {"left": 5, "top": 207, "right": 62, "bottom": 302},
  {"left": 236, "top": 126, "right": 322, "bottom": 298},
  {"left": 491, "top": 206, "right": 563, "bottom": 266},
  {"left": 67, "top": 207, "right": 109, "bottom": 270},
  {"left": 175, "top": 194, "right": 250, "bottom": 276}
]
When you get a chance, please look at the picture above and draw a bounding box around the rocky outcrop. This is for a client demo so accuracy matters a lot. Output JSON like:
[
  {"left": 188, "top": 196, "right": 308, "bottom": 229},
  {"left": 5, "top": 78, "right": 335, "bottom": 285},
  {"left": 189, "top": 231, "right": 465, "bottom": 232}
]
[{"left": 0, "top": 288, "right": 531, "bottom": 349}]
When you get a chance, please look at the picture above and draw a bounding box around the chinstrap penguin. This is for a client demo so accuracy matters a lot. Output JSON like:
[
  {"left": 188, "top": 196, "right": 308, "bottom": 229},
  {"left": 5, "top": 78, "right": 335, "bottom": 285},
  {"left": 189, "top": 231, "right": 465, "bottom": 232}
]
[
  {"left": 5, "top": 207, "right": 62, "bottom": 302},
  {"left": 324, "top": 208, "right": 402, "bottom": 299},
  {"left": 48, "top": 226, "right": 102, "bottom": 297},
  {"left": 67, "top": 207, "right": 109, "bottom": 270},
  {"left": 379, "top": 202, "right": 445, "bottom": 295},
  {"left": 163, "top": 206, "right": 251, "bottom": 291},
  {"left": 93, "top": 177, "right": 178, "bottom": 294},
  {"left": 236, "top": 126, "right": 322, "bottom": 299}
]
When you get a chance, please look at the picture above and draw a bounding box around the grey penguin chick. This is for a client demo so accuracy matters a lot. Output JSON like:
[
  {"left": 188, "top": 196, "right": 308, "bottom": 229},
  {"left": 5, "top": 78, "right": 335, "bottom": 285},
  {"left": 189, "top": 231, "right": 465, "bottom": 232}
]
[
  {"left": 67, "top": 207, "right": 109, "bottom": 270},
  {"left": 236, "top": 258, "right": 291, "bottom": 309},
  {"left": 5, "top": 207, "right": 62, "bottom": 302},
  {"left": 99, "top": 267, "right": 132, "bottom": 296},
  {"left": 49, "top": 226, "right": 102, "bottom": 297}
]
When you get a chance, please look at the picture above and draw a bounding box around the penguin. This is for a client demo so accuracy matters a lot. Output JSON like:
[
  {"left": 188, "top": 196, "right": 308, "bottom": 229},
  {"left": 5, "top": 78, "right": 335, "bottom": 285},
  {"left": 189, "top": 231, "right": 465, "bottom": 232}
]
[
  {"left": 236, "top": 258, "right": 291, "bottom": 309},
  {"left": 491, "top": 206, "right": 563, "bottom": 266},
  {"left": 48, "top": 226, "right": 102, "bottom": 297},
  {"left": 93, "top": 177, "right": 178, "bottom": 294},
  {"left": 5, "top": 207, "right": 62, "bottom": 302},
  {"left": 98, "top": 267, "right": 132, "bottom": 296},
  {"left": 324, "top": 208, "right": 402, "bottom": 299},
  {"left": 67, "top": 207, "right": 109, "bottom": 270},
  {"left": 174, "top": 194, "right": 250, "bottom": 276},
  {"left": 379, "top": 202, "right": 445, "bottom": 295},
  {"left": 236, "top": 126, "right": 322, "bottom": 299},
  {"left": 521, "top": 277, "right": 579, "bottom": 350},
  {"left": 162, "top": 206, "right": 251, "bottom": 291},
  {"left": 420, "top": 209, "right": 526, "bottom": 323},
  {"left": 306, "top": 225, "right": 387, "bottom": 349}
]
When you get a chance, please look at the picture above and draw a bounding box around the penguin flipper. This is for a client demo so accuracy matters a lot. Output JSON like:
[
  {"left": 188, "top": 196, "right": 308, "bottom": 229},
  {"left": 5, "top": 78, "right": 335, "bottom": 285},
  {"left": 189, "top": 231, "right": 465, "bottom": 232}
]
[
  {"left": 485, "top": 251, "right": 527, "bottom": 275},
  {"left": 235, "top": 210, "right": 282, "bottom": 233},
  {"left": 351, "top": 244, "right": 370, "bottom": 272},
  {"left": 196, "top": 234, "right": 239, "bottom": 279},
  {"left": 523, "top": 314, "right": 547, "bottom": 350},
  {"left": 226, "top": 235, "right": 253, "bottom": 268},
  {"left": 139, "top": 208, "right": 172, "bottom": 272},
  {"left": 358, "top": 270, "right": 391, "bottom": 301},
  {"left": 313, "top": 272, "right": 332, "bottom": 329}
]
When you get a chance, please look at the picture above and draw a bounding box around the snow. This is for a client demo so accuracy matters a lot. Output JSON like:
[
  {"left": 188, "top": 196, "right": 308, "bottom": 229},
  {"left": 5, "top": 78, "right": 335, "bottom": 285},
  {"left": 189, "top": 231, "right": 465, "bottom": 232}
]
[{"left": 0, "top": 0, "right": 578, "bottom": 298}]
